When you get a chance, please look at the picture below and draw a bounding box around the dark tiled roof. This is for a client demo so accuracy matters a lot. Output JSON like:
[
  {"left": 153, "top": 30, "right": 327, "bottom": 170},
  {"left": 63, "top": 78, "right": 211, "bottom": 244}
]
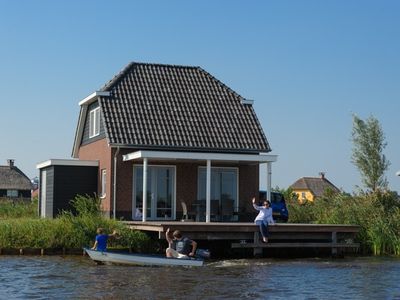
[
  {"left": 98, "top": 62, "right": 271, "bottom": 153},
  {"left": 0, "top": 165, "right": 33, "bottom": 190},
  {"left": 290, "top": 176, "right": 340, "bottom": 198}
]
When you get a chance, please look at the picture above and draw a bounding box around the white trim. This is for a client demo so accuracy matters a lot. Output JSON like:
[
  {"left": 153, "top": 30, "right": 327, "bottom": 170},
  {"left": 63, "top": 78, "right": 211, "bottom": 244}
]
[
  {"left": 267, "top": 162, "right": 272, "bottom": 204},
  {"left": 123, "top": 150, "right": 277, "bottom": 163},
  {"left": 206, "top": 160, "right": 211, "bottom": 223},
  {"left": 78, "top": 91, "right": 111, "bottom": 106},
  {"left": 101, "top": 169, "right": 107, "bottom": 198},
  {"left": 36, "top": 159, "right": 99, "bottom": 169},
  {"left": 142, "top": 158, "right": 148, "bottom": 222},
  {"left": 241, "top": 99, "right": 254, "bottom": 105}
]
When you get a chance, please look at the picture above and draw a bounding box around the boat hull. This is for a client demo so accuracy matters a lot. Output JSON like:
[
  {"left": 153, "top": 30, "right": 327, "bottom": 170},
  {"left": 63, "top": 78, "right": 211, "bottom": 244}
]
[{"left": 84, "top": 248, "right": 204, "bottom": 267}]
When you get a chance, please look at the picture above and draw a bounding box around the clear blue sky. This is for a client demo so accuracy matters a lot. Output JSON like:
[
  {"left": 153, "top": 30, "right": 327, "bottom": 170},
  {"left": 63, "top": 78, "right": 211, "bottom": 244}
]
[{"left": 1, "top": 0, "right": 399, "bottom": 193}]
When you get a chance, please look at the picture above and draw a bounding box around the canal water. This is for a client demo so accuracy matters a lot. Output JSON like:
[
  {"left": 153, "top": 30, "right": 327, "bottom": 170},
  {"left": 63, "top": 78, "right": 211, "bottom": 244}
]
[{"left": 0, "top": 255, "right": 399, "bottom": 299}]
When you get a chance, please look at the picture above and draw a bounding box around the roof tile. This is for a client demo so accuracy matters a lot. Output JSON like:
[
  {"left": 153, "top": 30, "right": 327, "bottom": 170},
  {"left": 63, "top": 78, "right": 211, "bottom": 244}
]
[{"left": 99, "top": 62, "right": 271, "bottom": 153}]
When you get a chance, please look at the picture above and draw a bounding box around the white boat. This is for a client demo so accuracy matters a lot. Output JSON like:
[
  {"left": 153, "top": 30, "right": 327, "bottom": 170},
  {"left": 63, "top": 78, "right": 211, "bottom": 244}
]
[{"left": 84, "top": 248, "right": 204, "bottom": 267}]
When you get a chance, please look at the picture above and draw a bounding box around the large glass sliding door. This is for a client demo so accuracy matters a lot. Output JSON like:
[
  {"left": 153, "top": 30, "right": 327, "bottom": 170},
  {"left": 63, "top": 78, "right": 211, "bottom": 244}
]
[
  {"left": 133, "top": 165, "right": 175, "bottom": 220},
  {"left": 197, "top": 167, "right": 238, "bottom": 220}
]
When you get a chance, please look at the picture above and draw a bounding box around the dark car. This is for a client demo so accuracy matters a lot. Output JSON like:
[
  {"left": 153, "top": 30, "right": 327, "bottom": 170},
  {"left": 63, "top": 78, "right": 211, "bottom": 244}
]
[{"left": 259, "top": 191, "right": 289, "bottom": 222}]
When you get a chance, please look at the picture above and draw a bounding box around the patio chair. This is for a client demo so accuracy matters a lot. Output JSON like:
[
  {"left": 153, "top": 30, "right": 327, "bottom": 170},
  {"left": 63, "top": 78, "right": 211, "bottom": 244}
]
[
  {"left": 210, "top": 200, "right": 220, "bottom": 221},
  {"left": 181, "top": 201, "right": 195, "bottom": 222},
  {"left": 221, "top": 199, "right": 234, "bottom": 222}
]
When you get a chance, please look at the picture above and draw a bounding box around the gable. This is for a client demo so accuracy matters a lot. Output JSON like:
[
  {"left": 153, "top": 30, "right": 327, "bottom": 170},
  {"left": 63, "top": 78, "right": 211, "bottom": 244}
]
[{"left": 80, "top": 101, "right": 106, "bottom": 146}]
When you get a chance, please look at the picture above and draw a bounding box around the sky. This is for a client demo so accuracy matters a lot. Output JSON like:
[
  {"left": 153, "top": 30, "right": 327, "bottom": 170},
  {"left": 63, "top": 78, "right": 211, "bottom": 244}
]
[{"left": 0, "top": 0, "right": 399, "bottom": 193}]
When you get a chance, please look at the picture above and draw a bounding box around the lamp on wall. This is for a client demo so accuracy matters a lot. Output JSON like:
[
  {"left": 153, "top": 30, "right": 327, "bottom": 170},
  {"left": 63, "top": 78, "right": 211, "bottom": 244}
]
[{"left": 396, "top": 171, "right": 400, "bottom": 176}]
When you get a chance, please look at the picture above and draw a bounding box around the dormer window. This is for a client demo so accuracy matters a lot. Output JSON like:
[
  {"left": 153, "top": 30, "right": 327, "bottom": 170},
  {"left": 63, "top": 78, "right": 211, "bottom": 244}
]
[{"left": 89, "top": 107, "right": 100, "bottom": 138}]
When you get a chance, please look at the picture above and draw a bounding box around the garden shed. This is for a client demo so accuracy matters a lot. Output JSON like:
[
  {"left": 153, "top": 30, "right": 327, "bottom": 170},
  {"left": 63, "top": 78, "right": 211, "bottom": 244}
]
[{"left": 36, "top": 159, "right": 98, "bottom": 218}]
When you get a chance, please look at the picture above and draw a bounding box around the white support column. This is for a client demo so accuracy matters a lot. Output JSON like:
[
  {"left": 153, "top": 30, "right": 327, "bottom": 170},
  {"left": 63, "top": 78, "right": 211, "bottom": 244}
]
[
  {"left": 142, "top": 158, "right": 148, "bottom": 222},
  {"left": 206, "top": 159, "right": 211, "bottom": 223},
  {"left": 266, "top": 162, "right": 272, "bottom": 202}
]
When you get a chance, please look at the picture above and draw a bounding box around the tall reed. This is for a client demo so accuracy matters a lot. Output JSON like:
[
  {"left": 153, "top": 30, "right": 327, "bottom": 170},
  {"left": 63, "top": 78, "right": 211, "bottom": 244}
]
[{"left": 285, "top": 189, "right": 400, "bottom": 255}]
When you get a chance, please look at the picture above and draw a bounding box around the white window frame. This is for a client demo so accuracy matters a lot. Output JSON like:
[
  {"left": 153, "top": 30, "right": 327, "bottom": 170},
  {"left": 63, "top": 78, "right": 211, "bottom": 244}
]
[
  {"left": 89, "top": 107, "right": 100, "bottom": 138},
  {"left": 101, "top": 169, "right": 107, "bottom": 198}
]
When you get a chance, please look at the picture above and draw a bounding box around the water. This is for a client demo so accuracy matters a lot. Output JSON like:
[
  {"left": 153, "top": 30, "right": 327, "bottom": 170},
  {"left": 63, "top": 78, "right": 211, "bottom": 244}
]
[{"left": 0, "top": 255, "right": 399, "bottom": 299}]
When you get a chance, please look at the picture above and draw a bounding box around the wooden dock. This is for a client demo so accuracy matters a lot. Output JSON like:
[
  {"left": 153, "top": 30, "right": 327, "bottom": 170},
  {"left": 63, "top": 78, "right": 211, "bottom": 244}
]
[{"left": 124, "top": 221, "right": 360, "bottom": 256}]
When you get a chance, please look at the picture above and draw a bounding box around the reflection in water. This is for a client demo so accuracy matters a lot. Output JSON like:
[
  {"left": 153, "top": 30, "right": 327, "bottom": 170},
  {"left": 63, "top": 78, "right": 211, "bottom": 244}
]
[{"left": 0, "top": 256, "right": 400, "bottom": 299}]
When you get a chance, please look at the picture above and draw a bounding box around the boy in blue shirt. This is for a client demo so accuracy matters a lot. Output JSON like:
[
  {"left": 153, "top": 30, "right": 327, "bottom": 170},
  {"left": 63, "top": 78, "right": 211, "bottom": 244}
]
[{"left": 91, "top": 228, "right": 117, "bottom": 252}]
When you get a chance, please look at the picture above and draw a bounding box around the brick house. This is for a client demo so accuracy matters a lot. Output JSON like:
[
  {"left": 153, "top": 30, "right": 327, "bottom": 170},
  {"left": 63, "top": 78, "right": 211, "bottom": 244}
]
[{"left": 39, "top": 62, "right": 277, "bottom": 221}]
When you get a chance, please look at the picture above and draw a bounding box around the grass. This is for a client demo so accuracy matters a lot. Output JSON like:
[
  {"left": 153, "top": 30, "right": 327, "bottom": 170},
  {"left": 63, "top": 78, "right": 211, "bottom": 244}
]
[{"left": 0, "top": 195, "right": 155, "bottom": 252}]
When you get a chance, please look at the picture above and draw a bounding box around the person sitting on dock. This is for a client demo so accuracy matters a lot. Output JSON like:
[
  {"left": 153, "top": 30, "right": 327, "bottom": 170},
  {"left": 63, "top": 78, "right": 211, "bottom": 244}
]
[
  {"left": 91, "top": 228, "right": 117, "bottom": 252},
  {"left": 165, "top": 228, "right": 197, "bottom": 259},
  {"left": 252, "top": 197, "right": 275, "bottom": 243}
]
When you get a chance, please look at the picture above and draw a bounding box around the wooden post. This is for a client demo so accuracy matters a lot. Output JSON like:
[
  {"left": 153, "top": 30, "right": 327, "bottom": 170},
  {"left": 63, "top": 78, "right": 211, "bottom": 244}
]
[
  {"left": 253, "top": 231, "right": 263, "bottom": 256},
  {"left": 332, "top": 231, "right": 337, "bottom": 256}
]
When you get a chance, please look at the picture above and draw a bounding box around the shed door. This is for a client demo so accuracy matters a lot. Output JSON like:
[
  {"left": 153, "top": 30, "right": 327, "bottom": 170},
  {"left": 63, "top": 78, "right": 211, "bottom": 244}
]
[{"left": 40, "top": 170, "right": 52, "bottom": 218}]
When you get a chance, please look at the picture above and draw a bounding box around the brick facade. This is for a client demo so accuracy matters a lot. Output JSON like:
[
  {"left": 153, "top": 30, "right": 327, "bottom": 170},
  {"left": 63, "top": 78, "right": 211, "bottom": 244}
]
[{"left": 77, "top": 139, "right": 260, "bottom": 221}]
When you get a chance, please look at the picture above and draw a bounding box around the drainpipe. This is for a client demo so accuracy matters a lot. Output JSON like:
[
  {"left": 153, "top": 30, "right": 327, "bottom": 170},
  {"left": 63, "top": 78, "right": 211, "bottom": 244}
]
[{"left": 113, "top": 147, "right": 120, "bottom": 220}]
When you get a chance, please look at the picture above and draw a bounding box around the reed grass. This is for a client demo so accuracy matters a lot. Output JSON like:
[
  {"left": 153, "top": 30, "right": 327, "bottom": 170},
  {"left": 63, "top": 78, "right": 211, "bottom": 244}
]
[
  {"left": 0, "top": 195, "right": 154, "bottom": 252},
  {"left": 286, "top": 189, "right": 400, "bottom": 255},
  {"left": 0, "top": 198, "right": 38, "bottom": 219}
]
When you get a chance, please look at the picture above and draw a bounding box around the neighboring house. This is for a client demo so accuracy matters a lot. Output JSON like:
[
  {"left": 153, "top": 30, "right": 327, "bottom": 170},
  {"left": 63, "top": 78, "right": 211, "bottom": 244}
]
[
  {"left": 290, "top": 172, "right": 340, "bottom": 202},
  {"left": 38, "top": 62, "right": 277, "bottom": 221},
  {"left": 0, "top": 159, "right": 32, "bottom": 200}
]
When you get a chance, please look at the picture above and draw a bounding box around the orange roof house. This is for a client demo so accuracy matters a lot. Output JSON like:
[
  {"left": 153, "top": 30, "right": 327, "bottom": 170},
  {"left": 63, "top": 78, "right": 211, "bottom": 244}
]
[{"left": 290, "top": 172, "right": 340, "bottom": 202}]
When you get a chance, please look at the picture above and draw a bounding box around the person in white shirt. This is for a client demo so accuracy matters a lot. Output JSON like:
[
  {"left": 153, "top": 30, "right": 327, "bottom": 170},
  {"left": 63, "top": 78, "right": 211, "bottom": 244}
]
[{"left": 252, "top": 197, "right": 275, "bottom": 243}]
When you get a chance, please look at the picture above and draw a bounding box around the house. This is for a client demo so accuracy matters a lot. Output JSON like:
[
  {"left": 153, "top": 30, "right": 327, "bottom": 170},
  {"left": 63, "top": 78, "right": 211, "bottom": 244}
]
[
  {"left": 0, "top": 159, "right": 32, "bottom": 200},
  {"left": 290, "top": 172, "right": 340, "bottom": 202},
  {"left": 38, "top": 62, "right": 277, "bottom": 221}
]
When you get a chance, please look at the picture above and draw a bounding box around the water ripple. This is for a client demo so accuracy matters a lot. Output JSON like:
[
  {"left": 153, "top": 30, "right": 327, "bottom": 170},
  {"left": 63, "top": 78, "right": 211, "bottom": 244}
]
[{"left": 0, "top": 256, "right": 400, "bottom": 299}]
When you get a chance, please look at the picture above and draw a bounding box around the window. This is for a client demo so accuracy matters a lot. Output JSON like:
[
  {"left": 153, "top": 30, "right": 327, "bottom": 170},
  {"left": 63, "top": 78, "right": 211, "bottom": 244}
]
[
  {"left": 301, "top": 192, "right": 306, "bottom": 200},
  {"left": 197, "top": 167, "right": 238, "bottom": 206},
  {"left": 89, "top": 107, "right": 100, "bottom": 138},
  {"left": 101, "top": 169, "right": 106, "bottom": 198},
  {"left": 7, "top": 190, "right": 18, "bottom": 197}
]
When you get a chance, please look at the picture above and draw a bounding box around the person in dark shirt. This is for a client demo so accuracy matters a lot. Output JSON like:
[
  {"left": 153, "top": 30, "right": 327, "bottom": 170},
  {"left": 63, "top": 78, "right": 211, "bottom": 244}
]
[
  {"left": 165, "top": 228, "right": 197, "bottom": 259},
  {"left": 91, "top": 228, "right": 117, "bottom": 252}
]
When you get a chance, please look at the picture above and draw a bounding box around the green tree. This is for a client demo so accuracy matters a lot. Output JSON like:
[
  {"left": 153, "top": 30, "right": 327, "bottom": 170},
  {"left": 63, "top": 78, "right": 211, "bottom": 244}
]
[{"left": 351, "top": 114, "right": 390, "bottom": 192}]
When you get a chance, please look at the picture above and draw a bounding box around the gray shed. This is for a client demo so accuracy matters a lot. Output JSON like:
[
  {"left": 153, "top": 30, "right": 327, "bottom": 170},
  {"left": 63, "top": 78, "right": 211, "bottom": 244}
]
[{"left": 36, "top": 159, "right": 98, "bottom": 218}]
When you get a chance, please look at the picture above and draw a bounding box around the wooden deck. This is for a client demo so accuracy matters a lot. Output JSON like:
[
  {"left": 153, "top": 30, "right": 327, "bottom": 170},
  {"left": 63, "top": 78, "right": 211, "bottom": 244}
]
[{"left": 124, "top": 221, "right": 360, "bottom": 256}]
